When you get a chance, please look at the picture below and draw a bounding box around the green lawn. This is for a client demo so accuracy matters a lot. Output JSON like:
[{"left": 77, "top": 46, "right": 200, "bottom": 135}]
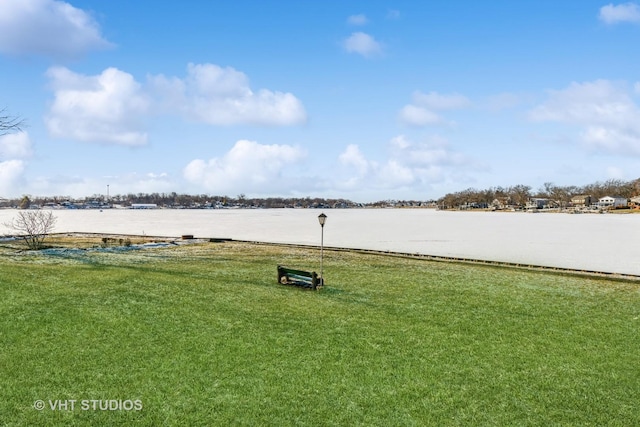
[{"left": 0, "top": 240, "right": 638, "bottom": 426}]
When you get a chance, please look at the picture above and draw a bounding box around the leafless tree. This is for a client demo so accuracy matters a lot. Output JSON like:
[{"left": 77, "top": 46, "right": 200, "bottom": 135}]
[
  {"left": 0, "top": 108, "right": 25, "bottom": 136},
  {"left": 4, "top": 210, "right": 57, "bottom": 250}
]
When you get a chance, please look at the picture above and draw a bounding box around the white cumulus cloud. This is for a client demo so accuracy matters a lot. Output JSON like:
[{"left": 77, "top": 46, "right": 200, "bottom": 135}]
[
  {"left": 343, "top": 32, "right": 383, "bottom": 58},
  {"left": 529, "top": 79, "right": 640, "bottom": 155},
  {"left": 338, "top": 144, "right": 371, "bottom": 177},
  {"left": 398, "top": 105, "right": 445, "bottom": 126},
  {"left": 0, "top": 159, "right": 26, "bottom": 194},
  {"left": 0, "top": 0, "right": 113, "bottom": 58},
  {"left": 337, "top": 135, "right": 469, "bottom": 191},
  {"left": 0, "top": 132, "right": 33, "bottom": 159},
  {"left": 0, "top": 132, "right": 32, "bottom": 195},
  {"left": 399, "top": 91, "right": 471, "bottom": 127},
  {"left": 44, "top": 62, "right": 306, "bottom": 145},
  {"left": 149, "top": 63, "right": 307, "bottom": 126},
  {"left": 45, "top": 66, "right": 150, "bottom": 145},
  {"left": 183, "top": 140, "right": 307, "bottom": 194},
  {"left": 599, "top": 2, "right": 640, "bottom": 24}
]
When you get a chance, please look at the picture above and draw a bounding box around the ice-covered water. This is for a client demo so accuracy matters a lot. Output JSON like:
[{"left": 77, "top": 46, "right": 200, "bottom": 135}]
[{"left": 1, "top": 208, "right": 638, "bottom": 275}]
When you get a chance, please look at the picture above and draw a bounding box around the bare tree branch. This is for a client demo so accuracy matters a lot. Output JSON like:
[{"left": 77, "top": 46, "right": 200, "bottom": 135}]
[
  {"left": 0, "top": 108, "right": 26, "bottom": 136},
  {"left": 4, "top": 211, "right": 57, "bottom": 250}
]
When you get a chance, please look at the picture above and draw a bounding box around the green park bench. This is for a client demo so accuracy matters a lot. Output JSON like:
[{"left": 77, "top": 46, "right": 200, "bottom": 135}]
[{"left": 277, "top": 265, "right": 322, "bottom": 290}]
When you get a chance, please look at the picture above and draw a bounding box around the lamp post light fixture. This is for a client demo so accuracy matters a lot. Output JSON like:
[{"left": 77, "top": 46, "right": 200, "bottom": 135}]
[{"left": 318, "top": 213, "right": 327, "bottom": 285}]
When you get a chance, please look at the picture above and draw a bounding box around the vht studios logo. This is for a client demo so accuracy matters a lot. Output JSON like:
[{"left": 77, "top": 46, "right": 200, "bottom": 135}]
[{"left": 34, "top": 399, "right": 143, "bottom": 411}]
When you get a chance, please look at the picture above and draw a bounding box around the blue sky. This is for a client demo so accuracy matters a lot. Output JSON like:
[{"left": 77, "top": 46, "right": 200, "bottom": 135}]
[{"left": 1, "top": 0, "right": 639, "bottom": 202}]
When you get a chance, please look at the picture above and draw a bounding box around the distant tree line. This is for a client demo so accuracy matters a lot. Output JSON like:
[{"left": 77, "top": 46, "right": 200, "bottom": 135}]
[
  {"left": 437, "top": 178, "right": 640, "bottom": 209},
  {"left": 107, "top": 193, "right": 360, "bottom": 209},
  {"left": 2, "top": 177, "right": 638, "bottom": 210},
  {"left": 0, "top": 193, "right": 364, "bottom": 209}
]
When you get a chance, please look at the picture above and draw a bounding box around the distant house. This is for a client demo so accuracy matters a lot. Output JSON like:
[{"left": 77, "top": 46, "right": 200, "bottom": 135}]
[
  {"left": 85, "top": 200, "right": 102, "bottom": 209},
  {"left": 526, "top": 198, "right": 551, "bottom": 210},
  {"left": 598, "top": 196, "right": 627, "bottom": 209},
  {"left": 130, "top": 203, "right": 158, "bottom": 209},
  {"left": 460, "top": 202, "right": 488, "bottom": 210},
  {"left": 571, "top": 195, "right": 592, "bottom": 207},
  {"left": 629, "top": 196, "right": 640, "bottom": 208},
  {"left": 491, "top": 197, "right": 512, "bottom": 210}
]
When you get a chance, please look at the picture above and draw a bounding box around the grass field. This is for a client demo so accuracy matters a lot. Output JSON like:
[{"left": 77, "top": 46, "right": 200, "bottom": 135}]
[{"left": 0, "top": 237, "right": 638, "bottom": 426}]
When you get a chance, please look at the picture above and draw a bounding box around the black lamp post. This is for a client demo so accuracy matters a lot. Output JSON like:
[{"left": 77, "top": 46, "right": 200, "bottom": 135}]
[{"left": 318, "top": 213, "right": 327, "bottom": 284}]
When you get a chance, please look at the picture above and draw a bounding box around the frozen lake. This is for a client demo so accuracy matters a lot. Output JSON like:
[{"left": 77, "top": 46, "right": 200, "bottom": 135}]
[{"left": 1, "top": 208, "right": 639, "bottom": 276}]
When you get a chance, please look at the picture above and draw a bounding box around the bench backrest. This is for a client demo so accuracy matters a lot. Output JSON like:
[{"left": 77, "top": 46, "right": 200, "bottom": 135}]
[
  {"left": 278, "top": 265, "right": 313, "bottom": 278},
  {"left": 277, "top": 265, "right": 320, "bottom": 289}
]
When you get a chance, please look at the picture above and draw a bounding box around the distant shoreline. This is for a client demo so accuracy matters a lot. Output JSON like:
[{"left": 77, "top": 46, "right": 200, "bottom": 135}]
[
  {"left": 1, "top": 208, "right": 638, "bottom": 276},
  {"left": 2, "top": 205, "right": 639, "bottom": 214}
]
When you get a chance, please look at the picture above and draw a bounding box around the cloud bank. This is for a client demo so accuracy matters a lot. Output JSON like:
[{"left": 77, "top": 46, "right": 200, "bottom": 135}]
[
  {"left": 44, "top": 63, "right": 307, "bottom": 145},
  {"left": 0, "top": 132, "right": 32, "bottom": 194},
  {"left": 599, "top": 2, "right": 640, "bottom": 24},
  {"left": 150, "top": 63, "right": 307, "bottom": 126},
  {"left": 529, "top": 79, "right": 640, "bottom": 155},
  {"left": 337, "top": 135, "right": 469, "bottom": 191},
  {"left": 45, "top": 66, "right": 150, "bottom": 145},
  {"left": 0, "top": 0, "right": 112, "bottom": 58},
  {"left": 183, "top": 140, "right": 307, "bottom": 194}
]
